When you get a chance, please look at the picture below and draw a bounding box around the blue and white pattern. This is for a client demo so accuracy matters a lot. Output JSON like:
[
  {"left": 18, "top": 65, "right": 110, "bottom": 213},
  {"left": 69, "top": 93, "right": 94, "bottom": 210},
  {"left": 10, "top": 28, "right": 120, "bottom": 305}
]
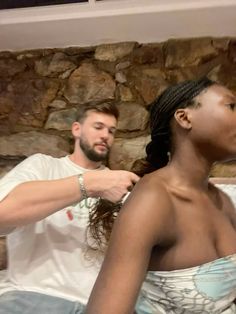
[{"left": 136, "top": 254, "right": 236, "bottom": 314}]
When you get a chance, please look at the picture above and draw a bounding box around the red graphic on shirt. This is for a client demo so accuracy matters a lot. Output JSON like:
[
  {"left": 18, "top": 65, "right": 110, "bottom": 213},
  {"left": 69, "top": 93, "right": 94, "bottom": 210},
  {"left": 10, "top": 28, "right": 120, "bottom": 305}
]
[{"left": 66, "top": 209, "right": 74, "bottom": 221}]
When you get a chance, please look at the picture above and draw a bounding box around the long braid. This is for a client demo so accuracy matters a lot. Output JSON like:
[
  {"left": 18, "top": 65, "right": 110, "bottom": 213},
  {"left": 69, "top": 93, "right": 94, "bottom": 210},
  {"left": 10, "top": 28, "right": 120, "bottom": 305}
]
[{"left": 88, "top": 77, "right": 216, "bottom": 248}]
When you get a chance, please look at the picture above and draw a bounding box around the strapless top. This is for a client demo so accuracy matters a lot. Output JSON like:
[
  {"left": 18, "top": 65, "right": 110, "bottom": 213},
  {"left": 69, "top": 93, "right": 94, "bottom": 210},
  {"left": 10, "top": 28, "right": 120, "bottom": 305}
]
[{"left": 136, "top": 254, "right": 236, "bottom": 314}]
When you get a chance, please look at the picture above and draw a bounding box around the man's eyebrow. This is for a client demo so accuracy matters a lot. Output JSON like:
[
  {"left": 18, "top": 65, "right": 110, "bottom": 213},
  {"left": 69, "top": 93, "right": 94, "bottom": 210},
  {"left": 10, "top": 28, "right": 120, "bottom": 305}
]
[{"left": 93, "top": 122, "right": 117, "bottom": 129}]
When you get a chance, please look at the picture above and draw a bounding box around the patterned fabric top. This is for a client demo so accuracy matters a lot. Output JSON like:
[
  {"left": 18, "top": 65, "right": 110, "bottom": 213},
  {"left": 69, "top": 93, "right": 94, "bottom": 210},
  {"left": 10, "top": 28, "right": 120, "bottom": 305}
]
[{"left": 136, "top": 254, "right": 236, "bottom": 314}]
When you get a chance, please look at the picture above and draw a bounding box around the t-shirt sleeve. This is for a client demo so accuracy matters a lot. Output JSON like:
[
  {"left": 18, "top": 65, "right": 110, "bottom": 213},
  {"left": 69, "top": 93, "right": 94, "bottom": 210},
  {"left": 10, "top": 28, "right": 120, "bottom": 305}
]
[{"left": 0, "top": 153, "right": 50, "bottom": 202}]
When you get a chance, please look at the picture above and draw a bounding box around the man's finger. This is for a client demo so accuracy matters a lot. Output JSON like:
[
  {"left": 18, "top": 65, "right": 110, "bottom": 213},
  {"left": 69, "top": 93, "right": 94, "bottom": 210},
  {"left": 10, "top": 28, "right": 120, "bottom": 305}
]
[
  {"left": 127, "top": 185, "right": 133, "bottom": 192},
  {"left": 130, "top": 173, "right": 140, "bottom": 184}
]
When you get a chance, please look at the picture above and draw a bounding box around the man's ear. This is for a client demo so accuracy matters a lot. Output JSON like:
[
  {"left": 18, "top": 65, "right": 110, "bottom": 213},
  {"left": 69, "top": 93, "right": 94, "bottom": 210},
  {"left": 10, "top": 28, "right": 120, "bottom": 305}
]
[
  {"left": 174, "top": 108, "right": 192, "bottom": 130},
  {"left": 71, "top": 121, "right": 81, "bottom": 138}
]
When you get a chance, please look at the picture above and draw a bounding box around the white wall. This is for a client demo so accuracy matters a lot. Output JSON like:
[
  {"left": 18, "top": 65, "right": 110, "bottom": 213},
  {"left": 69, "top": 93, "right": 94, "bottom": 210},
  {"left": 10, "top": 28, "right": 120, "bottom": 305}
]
[{"left": 0, "top": 0, "right": 236, "bottom": 50}]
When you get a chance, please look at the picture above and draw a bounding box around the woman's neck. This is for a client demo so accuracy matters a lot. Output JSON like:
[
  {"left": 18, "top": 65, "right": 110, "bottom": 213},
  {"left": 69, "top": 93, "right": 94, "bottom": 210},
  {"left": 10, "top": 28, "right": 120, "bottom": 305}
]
[{"left": 167, "top": 149, "right": 212, "bottom": 190}]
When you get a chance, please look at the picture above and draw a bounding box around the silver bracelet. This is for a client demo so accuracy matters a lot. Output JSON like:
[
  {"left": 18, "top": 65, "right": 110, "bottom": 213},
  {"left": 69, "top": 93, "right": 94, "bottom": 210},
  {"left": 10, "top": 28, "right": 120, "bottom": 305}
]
[{"left": 78, "top": 173, "right": 88, "bottom": 200}]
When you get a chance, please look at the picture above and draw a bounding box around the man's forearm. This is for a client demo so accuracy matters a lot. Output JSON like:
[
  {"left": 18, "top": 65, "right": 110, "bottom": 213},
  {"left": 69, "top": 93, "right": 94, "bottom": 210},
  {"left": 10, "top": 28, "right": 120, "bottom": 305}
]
[
  {"left": 0, "top": 169, "right": 139, "bottom": 231},
  {"left": 0, "top": 175, "right": 81, "bottom": 229}
]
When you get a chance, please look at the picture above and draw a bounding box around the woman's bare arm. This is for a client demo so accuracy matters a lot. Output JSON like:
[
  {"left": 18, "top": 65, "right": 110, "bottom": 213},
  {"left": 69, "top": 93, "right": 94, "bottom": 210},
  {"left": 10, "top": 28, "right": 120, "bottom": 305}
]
[{"left": 86, "top": 176, "right": 174, "bottom": 314}]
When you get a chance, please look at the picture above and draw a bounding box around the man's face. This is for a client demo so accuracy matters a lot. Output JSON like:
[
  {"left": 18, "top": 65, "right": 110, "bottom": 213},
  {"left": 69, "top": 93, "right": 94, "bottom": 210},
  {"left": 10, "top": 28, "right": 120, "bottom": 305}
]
[{"left": 78, "top": 111, "right": 117, "bottom": 162}]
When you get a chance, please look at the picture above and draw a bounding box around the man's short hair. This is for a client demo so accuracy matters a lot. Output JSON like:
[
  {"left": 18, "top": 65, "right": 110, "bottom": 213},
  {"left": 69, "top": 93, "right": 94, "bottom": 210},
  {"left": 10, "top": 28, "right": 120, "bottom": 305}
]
[{"left": 76, "top": 101, "right": 119, "bottom": 123}]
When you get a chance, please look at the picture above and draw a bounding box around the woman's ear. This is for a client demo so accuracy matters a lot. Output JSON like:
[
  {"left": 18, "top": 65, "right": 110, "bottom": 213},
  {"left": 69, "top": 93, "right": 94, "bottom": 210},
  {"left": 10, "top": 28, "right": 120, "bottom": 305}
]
[
  {"left": 71, "top": 121, "right": 81, "bottom": 138},
  {"left": 174, "top": 108, "right": 192, "bottom": 130}
]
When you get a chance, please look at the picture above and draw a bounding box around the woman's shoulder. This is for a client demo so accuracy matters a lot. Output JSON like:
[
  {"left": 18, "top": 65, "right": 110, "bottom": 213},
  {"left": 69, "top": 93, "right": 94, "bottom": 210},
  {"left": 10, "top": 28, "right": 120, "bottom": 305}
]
[
  {"left": 138, "top": 170, "right": 172, "bottom": 197},
  {"left": 118, "top": 172, "right": 177, "bottom": 246},
  {"left": 125, "top": 170, "right": 175, "bottom": 220},
  {"left": 209, "top": 181, "right": 236, "bottom": 226}
]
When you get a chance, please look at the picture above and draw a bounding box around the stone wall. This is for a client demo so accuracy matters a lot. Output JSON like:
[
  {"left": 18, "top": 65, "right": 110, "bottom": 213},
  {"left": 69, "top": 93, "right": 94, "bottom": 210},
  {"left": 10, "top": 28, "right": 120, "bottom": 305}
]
[
  {"left": 0, "top": 37, "right": 236, "bottom": 269},
  {"left": 1, "top": 38, "right": 236, "bottom": 177}
]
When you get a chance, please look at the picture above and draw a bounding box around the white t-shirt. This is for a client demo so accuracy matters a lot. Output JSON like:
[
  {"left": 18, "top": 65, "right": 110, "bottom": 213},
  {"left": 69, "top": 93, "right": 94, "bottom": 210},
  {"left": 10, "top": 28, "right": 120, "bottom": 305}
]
[{"left": 0, "top": 154, "right": 105, "bottom": 304}]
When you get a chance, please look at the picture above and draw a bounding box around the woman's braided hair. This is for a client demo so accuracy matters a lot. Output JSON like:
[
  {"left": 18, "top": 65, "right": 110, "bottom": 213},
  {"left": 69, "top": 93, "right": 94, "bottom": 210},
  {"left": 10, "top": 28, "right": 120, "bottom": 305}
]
[
  {"left": 88, "top": 77, "right": 216, "bottom": 248},
  {"left": 146, "top": 76, "right": 215, "bottom": 169}
]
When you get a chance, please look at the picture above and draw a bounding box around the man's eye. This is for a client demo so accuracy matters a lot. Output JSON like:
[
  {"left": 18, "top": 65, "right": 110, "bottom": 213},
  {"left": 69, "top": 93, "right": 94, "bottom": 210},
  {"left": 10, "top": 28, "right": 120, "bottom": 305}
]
[{"left": 229, "top": 103, "right": 236, "bottom": 110}]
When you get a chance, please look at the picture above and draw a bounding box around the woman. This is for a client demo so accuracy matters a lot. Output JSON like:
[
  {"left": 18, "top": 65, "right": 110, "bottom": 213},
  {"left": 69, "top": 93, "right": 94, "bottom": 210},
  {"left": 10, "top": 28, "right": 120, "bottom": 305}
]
[{"left": 86, "top": 77, "right": 236, "bottom": 314}]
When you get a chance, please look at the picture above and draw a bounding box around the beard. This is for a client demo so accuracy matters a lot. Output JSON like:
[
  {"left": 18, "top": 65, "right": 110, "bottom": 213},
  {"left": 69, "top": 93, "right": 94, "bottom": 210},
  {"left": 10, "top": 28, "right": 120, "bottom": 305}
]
[{"left": 80, "top": 136, "right": 110, "bottom": 162}]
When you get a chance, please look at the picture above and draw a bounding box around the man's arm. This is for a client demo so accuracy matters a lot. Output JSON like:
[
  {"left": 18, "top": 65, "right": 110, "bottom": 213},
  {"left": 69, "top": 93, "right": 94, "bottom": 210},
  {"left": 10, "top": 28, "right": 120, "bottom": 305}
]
[
  {"left": 86, "top": 176, "right": 174, "bottom": 314},
  {"left": 0, "top": 169, "right": 139, "bottom": 232}
]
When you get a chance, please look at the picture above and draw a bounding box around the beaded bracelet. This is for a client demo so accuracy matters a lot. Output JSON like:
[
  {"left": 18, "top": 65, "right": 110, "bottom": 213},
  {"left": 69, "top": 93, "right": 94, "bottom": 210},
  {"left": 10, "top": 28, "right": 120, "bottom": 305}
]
[{"left": 78, "top": 173, "right": 88, "bottom": 200}]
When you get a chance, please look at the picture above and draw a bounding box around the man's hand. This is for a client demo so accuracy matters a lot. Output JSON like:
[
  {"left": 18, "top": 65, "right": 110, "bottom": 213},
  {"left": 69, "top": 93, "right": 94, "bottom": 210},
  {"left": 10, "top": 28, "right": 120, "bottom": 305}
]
[{"left": 84, "top": 169, "right": 140, "bottom": 203}]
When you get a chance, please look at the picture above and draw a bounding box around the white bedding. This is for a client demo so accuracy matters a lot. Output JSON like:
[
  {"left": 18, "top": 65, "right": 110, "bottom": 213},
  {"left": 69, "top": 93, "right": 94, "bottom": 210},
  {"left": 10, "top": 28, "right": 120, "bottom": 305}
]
[{"left": 0, "top": 270, "right": 6, "bottom": 282}]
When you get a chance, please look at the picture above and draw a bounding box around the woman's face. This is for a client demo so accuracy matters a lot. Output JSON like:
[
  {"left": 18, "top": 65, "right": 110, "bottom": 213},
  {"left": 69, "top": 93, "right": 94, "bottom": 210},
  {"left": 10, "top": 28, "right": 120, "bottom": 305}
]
[{"left": 189, "top": 84, "right": 236, "bottom": 161}]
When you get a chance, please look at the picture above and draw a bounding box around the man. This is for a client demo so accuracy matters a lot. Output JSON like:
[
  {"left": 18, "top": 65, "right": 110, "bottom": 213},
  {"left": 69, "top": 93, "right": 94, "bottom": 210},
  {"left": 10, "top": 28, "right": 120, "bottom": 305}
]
[{"left": 0, "top": 101, "right": 139, "bottom": 313}]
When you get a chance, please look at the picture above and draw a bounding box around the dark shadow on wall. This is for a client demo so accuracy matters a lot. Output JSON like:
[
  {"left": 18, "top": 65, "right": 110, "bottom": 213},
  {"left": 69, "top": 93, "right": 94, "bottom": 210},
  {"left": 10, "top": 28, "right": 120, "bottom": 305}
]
[{"left": 0, "top": 0, "right": 88, "bottom": 10}]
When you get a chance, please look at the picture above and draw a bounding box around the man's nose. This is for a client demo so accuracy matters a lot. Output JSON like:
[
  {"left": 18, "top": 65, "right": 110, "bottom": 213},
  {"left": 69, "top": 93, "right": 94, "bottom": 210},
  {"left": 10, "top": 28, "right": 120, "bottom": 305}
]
[{"left": 100, "top": 128, "right": 109, "bottom": 140}]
